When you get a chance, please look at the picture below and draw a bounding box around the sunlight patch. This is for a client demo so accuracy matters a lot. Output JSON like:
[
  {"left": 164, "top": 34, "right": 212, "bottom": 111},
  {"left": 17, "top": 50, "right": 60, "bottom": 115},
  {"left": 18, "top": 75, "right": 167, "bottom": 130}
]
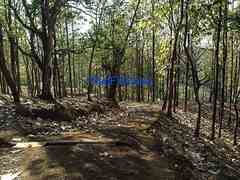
[{"left": 0, "top": 172, "right": 22, "bottom": 180}]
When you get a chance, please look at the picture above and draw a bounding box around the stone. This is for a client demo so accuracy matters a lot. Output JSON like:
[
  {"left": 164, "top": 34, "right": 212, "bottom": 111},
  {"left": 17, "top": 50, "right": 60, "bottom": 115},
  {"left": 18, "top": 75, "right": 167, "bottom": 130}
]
[{"left": 12, "top": 138, "right": 22, "bottom": 142}]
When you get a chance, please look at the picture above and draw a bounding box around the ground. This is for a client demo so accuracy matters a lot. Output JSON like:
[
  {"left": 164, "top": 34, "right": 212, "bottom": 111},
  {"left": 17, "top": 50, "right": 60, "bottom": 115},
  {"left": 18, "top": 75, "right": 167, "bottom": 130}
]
[{"left": 0, "top": 97, "right": 239, "bottom": 180}]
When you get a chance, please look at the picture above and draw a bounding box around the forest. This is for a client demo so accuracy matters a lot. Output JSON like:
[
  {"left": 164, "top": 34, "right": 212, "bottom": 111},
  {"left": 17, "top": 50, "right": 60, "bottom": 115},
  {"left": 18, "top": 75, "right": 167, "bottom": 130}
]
[{"left": 0, "top": 0, "right": 240, "bottom": 179}]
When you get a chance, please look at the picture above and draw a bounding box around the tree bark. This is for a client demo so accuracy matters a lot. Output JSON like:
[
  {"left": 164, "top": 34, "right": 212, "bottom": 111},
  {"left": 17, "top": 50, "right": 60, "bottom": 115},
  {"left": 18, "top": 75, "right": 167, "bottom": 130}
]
[
  {"left": 0, "top": 24, "right": 20, "bottom": 104},
  {"left": 151, "top": 0, "right": 155, "bottom": 102},
  {"left": 219, "top": 0, "right": 228, "bottom": 138},
  {"left": 211, "top": 4, "right": 222, "bottom": 141},
  {"left": 167, "top": 0, "right": 184, "bottom": 116}
]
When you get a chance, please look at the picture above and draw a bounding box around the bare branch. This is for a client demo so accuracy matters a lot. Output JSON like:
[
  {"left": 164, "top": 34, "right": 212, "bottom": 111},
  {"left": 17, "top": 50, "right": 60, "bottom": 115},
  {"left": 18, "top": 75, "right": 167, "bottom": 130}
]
[
  {"left": 66, "top": 4, "right": 95, "bottom": 18},
  {"left": 10, "top": 1, "right": 41, "bottom": 36},
  {"left": 22, "top": 0, "right": 41, "bottom": 34}
]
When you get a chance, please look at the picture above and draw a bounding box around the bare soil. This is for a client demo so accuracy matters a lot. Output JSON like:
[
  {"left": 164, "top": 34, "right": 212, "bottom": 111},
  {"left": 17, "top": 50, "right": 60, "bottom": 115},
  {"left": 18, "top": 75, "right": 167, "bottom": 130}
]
[{"left": 0, "top": 99, "right": 239, "bottom": 180}]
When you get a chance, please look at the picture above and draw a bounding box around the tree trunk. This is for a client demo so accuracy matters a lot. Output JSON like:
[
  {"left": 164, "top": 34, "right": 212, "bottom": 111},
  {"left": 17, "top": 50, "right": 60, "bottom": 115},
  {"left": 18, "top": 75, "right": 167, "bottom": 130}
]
[
  {"left": 65, "top": 18, "right": 73, "bottom": 97},
  {"left": 184, "top": 62, "right": 189, "bottom": 112},
  {"left": 211, "top": 4, "right": 222, "bottom": 141},
  {"left": 151, "top": 0, "right": 155, "bottom": 102},
  {"left": 229, "top": 33, "right": 234, "bottom": 126},
  {"left": 219, "top": 0, "right": 228, "bottom": 138},
  {"left": 41, "top": 65, "right": 53, "bottom": 100},
  {"left": 167, "top": 0, "right": 184, "bottom": 116},
  {"left": 0, "top": 24, "right": 20, "bottom": 104},
  {"left": 87, "top": 44, "right": 96, "bottom": 101},
  {"left": 234, "top": 99, "right": 239, "bottom": 145},
  {"left": 108, "top": 65, "right": 120, "bottom": 103}
]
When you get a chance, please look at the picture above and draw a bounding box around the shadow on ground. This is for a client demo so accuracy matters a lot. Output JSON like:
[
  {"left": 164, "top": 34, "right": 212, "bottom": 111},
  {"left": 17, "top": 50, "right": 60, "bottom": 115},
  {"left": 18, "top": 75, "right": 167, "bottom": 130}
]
[
  {"left": 22, "top": 143, "right": 175, "bottom": 180},
  {"left": 21, "top": 104, "right": 177, "bottom": 180}
]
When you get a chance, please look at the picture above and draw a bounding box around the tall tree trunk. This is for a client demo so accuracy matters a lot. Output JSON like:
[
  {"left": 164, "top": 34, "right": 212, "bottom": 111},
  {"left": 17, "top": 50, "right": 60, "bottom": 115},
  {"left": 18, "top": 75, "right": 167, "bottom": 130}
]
[
  {"left": 38, "top": 1, "right": 56, "bottom": 100},
  {"left": 23, "top": 57, "right": 32, "bottom": 96},
  {"left": 219, "top": 0, "right": 228, "bottom": 138},
  {"left": 151, "top": 0, "right": 155, "bottom": 102},
  {"left": 229, "top": 34, "right": 234, "bottom": 126},
  {"left": 65, "top": 18, "right": 73, "bottom": 97},
  {"left": 41, "top": 64, "right": 52, "bottom": 100},
  {"left": 6, "top": 0, "right": 21, "bottom": 95},
  {"left": 183, "top": 0, "right": 202, "bottom": 137},
  {"left": 108, "top": 50, "right": 122, "bottom": 102},
  {"left": 87, "top": 43, "right": 96, "bottom": 101},
  {"left": 184, "top": 61, "right": 189, "bottom": 112},
  {"left": 229, "top": 0, "right": 235, "bottom": 126},
  {"left": 41, "top": 33, "right": 53, "bottom": 100},
  {"left": 136, "top": 35, "right": 141, "bottom": 102},
  {"left": 72, "top": 20, "right": 76, "bottom": 94},
  {"left": 15, "top": 40, "right": 21, "bottom": 94},
  {"left": 167, "top": 0, "right": 184, "bottom": 116},
  {"left": 0, "top": 24, "right": 20, "bottom": 104},
  {"left": 233, "top": 101, "right": 239, "bottom": 145},
  {"left": 162, "top": 68, "right": 169, "bottom": 111},
  {"left": 107, "top": 0, "right": 141, "bottom": 102},
  {"left": 211, "top": 4, "right": 222, "bottom": 141},
  {"left": 141, "top": 37, "right": 145, "bottom": 102},
  {"left": 233, "top": 50, "right": 240, "bottom": 145}
]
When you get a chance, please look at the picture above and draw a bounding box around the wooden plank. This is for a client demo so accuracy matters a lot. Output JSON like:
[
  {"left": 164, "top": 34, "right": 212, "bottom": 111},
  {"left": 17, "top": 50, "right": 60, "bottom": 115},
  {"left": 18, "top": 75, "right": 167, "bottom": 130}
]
[
  {"left": 44, "top": 139, "right": 117, "bottom": 146},
  {"left": 12, "top": 138, "right": 117, "bottom": 148}
]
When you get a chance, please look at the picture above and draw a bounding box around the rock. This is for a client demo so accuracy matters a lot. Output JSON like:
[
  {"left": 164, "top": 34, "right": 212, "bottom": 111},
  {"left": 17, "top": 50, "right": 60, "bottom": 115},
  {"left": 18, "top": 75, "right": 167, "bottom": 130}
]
[
  {"left": 100, "top": 152, "right": 109, "bottom": 157},
  {"left": 208, "top": 169, "right": 221, "bottom": 175},
  {"left": 36, "top": 117, "right": 42, "bottom": 121},
  {"left": 83, "top": 163, "right": 100, "bottom": 173},
  {"left": 28, "top": 134, "right": 35, "bottom": 138},
  {"left": 12, "top": 138, "right": 22, "bottom": 142},
  {"left": 188, "top": 152, "right": 203, "bottom": 162},
  {"left": 35, "top": 122, "right": 41, "bottom": 126},
  {"left": 61, "top": 126, "right": 66, "bottom": 130}
]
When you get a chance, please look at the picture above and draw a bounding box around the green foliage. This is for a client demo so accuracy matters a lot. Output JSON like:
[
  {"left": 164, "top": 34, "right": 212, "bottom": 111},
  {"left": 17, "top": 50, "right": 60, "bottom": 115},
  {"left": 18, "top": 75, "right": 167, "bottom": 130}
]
[
  {"left": 156, "top": 40, "right": 170, "bottom": 77},
  {"left": 30, "top": 0, "right": 41, "bottom": 16},
  {"left": 228, "top": 12, "right": 240, "bottom": 32}
]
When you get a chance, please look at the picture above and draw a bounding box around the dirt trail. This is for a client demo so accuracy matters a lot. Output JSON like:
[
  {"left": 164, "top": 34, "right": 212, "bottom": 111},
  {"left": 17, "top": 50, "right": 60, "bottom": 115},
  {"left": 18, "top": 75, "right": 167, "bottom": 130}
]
[
  {"left": 1, "top": 103, "right": 177, "bottom": 180},
  {"left": 2, "top": 102, "right": 239, "bottom": 180}
]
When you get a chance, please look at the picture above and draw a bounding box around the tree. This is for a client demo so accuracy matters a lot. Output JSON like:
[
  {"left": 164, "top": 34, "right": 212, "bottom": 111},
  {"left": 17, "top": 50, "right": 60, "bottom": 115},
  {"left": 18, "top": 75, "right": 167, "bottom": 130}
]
[
  {"left": 219, "top": 0, "right": 228, "bottom": 138},
  {"left": 151, "top": 0, "right": 156, "bottom": 102},
  {"left": 166, "top": 0, "right": 184, "bottom": 116},
  {"left": 87, "top": 0, "right": 107, "bottom": 101},
  {"left": 101, "top": 0, "right": 141, "bottom": 102},
  {"left": 0, "top": 23, "right": 20, "bottom": 104},
  {"left": 11, "top": 0, "right": 81, "bottom": 100},
  {"left": 211, "top": 2, "right": 222, "bottom": 141}
]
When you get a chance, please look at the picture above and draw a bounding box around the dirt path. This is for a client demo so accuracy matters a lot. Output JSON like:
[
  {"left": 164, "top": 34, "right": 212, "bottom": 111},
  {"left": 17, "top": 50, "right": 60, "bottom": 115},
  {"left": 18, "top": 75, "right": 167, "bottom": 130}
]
[
  {"left": 1, "top": 103, "right": 177, "bottom": 180},
  {"left": 2, "top": 102, "right": 239, "bottom": 180},
  {"left": 20, "top": 142, "right": 174, "bottom": 180}
]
